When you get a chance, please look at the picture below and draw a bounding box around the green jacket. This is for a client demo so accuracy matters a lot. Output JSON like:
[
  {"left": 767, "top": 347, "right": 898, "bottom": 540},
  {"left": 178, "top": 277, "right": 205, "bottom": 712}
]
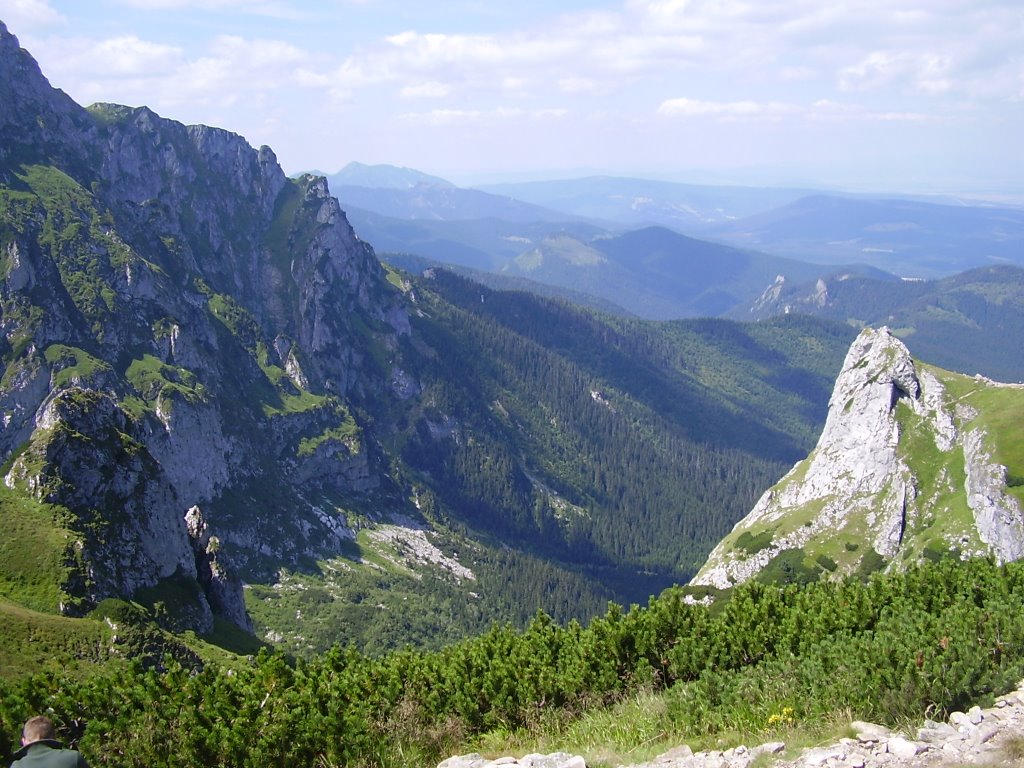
[{"left": 10, "top": 740, "right": 89, "bottom": 768}]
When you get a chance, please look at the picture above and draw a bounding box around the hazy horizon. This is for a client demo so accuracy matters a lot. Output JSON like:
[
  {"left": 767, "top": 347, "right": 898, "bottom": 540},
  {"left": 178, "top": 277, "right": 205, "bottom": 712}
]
[{"left": 1, "top": 0, "right": 1021, "bottom": 199}]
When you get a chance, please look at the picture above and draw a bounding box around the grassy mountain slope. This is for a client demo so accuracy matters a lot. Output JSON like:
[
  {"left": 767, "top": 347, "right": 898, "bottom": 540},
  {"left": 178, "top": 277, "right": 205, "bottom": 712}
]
[
  {"left": 395, "top": 272, "right": 855, "bottom": 560},
  {"left": 342, "top": 204, "right": 608, "bottom": 270},
  {"left": 738, "top": 265, "right": 1024, "bottom": 381},
  {"left": 382, "top": 251, "right": 636, "bottom": 317},
  {"left": 589, "top": 227, "right": 888, "bottom": 318},
  {"left": 694, "top": 330, "right": 1024, "bottom": 589}
]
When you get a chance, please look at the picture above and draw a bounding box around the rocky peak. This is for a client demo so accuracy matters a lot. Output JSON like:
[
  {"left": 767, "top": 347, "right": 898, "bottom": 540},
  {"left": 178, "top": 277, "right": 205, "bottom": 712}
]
[
  {"left": 0, "top": 22, "right": 95, "bottom": 181},
  {"left": 94, "top": 103, "right": 287, "bottom": 216},
  {"left": 801, "top": 326, "right": 919, "bottom": 501},
  {"left": 5, "top": 388, "right": 197, "bottom": 608},
  {"left": 692, "top": 327, "right": 1024, "bottom": 588}
]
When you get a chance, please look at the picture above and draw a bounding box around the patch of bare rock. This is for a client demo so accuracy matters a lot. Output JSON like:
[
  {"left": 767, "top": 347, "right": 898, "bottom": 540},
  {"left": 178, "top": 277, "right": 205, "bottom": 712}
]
[{"left": 439, "top": 682, "right": 1024, "bottom": 768}]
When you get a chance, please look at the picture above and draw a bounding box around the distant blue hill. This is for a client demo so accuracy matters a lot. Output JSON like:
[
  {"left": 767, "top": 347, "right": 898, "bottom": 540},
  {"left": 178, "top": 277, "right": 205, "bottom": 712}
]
[
  {"left": 327, "top": 165, "right": 1024, "bottom": 320},
  {"left": 477, "top": 176, "right": 817, "bottom": 228},
  {"left": 733, "top": 264, "right": 1024, "bottom": 382},
  {"left": 334, "top": 183, "right": 585, "bottom": 224},
  {"left": 327, "top": 161, "right": 454, "bottom": 189},
  {"left": 705, "top": 194, "right": 1024, "bottom": 277}
]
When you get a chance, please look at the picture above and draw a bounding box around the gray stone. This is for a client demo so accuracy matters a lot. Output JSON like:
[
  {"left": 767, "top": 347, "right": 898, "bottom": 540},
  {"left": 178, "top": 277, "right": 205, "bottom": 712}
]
[
  {"left": 852, "top": 721, "right": 892, "bottom": 742},
  {"left": 438, "top": 755, "right": 487, "bottom": 768},
  {"left": 884, "top": 737, "right": 922, "bottom": 759},
  {"left": 969, "top": 724, "right": 999, "bottom": 745},
  {"left": 658, "top": 745, "right": 694, "bottom": 761},
  {"left": 941, "top": 741, "right": 965, "bottom": 758},
  {"left": 916, "top": 722, "right": 958, "bottom": 743},
  {"left": 949, "top": 711, "right": 974, "bottom": 729},
  {"left": 516, "top": 753, "right": 585, "bottom": 768},
  {"left": 802, "top": 746, "right": 845, "bottom": 766}
]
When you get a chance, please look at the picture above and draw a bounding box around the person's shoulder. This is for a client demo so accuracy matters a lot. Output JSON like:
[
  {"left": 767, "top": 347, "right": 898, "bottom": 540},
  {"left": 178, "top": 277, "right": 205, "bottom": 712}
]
[{"left": 11, "top": 741, "right": 88, "bottom": 767}]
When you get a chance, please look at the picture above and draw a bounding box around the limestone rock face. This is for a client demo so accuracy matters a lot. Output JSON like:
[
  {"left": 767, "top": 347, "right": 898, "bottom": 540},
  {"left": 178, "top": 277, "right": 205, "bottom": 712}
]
[
  {"left": 5, "top": 388, "right": 196, "bottom": 609},
  {"left": 0, "top": 22, "right": 416, "bottom": 634},
  {"left": 692, "top": 327, "right": 1024, "bottom": 588},
  {"left": 185, "top": 506, "right": 252, "bottom": 634},
  {"left": 0, "top": 20, "right": 95, "bottom": 179}
]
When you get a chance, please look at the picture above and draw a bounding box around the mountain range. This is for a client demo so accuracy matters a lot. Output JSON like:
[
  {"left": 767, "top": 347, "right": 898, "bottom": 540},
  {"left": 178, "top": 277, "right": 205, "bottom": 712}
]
[
  {"left": 328, "top": 165, "right": 1024, "bottom": 358},
  {"left": 3, "top": 15, "right": 1024, "bottom": 668},
  {"left": 0, "top": 21, "right": 861, "bottom": 658},
  {"left": 476, "top": 178, "right": 1024, "bottom": 278},
  {"left": 703, "top": 193, "right": 1024, "bottom": 277},
  {"left": 734, "top": 264, "right": 1024, "bottom": 383}
]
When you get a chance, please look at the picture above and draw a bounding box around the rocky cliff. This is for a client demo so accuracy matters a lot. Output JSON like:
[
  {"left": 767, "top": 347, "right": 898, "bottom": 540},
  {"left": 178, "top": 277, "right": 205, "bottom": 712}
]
[
  {"left": 0, "top": 20, "right": 410, "bottom": 632},
  {"left": 692, "top": 326, "right": 1024, "bottom": 588}
]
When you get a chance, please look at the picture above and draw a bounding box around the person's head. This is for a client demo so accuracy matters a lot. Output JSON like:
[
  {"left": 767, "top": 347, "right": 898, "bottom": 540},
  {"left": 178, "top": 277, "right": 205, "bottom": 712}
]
[{"left": 21, "top": 715, "right": 56, "bottom": 746}]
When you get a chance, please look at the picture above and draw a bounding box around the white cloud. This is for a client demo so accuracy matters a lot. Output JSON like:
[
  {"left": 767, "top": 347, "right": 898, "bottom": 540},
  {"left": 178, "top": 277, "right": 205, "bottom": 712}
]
[
  {"left": 91, "top": 36, "right": 185, "bottom": 77},
  {"left": 400, "top": 81, "right": 452, "bottom": 99},
  {"left": 0, "top": 0, "right": 64, "bottom": 30},
  {"left": 8, "top": 0, "right": 1019, "bottom": 188},
  {"left": 293, "top": 67, "right": 332, "bottom": 88},
  {"left": 558, "top": 76, "right": 604, "bottom": 94},
  {"left": 657, "top": 98, "right": 794, "bottom": 119},
  {"left": 111, "top": 0, "right": 311, "bottom": 19},
  {"left": 316, "top": 0, "right": 1014, "bottom": 116},
  {"left": 778, "top": 65, "right": 817, "bottom": 82},
  {"left": 25, "top": 29, "right": 317, "bottom": 119},
  {"left": 657, "top": 96, "right": 932, "bottom": 123},
  {"left": 806, "top": 99, "right": 932, "bottom": 122},
  {"left": 401, "top": 106, "right": 567, "bottom": 126},
  {"left": 839, "top": 51, "right": 953, "bottom": 94}
]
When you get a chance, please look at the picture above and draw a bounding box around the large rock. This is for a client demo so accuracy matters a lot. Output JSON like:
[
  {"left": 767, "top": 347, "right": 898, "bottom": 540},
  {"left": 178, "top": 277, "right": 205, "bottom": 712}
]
[{"left": 692, "top": 326, "right": 1024, "bottom": 588}]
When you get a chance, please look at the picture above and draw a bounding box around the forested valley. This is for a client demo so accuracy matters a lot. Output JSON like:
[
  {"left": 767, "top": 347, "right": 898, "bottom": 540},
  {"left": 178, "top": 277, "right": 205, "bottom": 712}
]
[
  {"left": 246, "top": 267, "right": 860, "bottom": 654},
  {"left": 392, "top": 269, "right": 856, "bottom": 578}
]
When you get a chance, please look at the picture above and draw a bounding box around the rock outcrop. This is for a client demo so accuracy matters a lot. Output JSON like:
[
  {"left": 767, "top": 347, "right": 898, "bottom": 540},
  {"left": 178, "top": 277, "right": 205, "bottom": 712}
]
[
  {"left": 185, "top": 506, "right": 252, "bottom": 634},
  {"left": 692, "top": 326, "right": 1024, "bottom": 588}
]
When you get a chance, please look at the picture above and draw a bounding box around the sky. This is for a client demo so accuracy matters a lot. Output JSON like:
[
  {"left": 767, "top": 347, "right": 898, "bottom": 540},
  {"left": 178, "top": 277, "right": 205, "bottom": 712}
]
[{"left": 0, "top": 0, "right": 1022, "bottom": 195}]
